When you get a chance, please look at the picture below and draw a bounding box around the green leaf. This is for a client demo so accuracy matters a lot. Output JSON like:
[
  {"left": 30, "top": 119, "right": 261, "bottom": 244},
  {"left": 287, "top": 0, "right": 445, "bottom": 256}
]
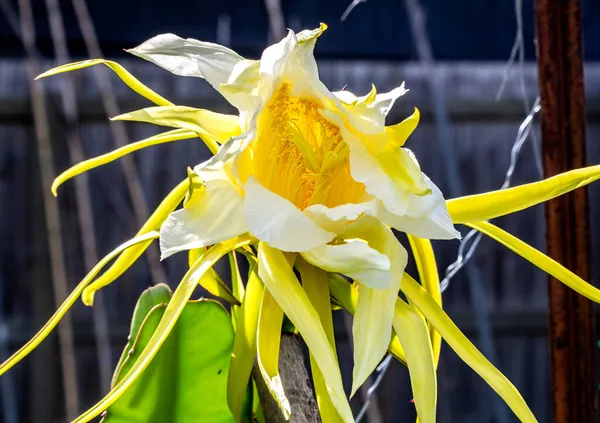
[
  {"left": 111, "top": 283, "right": 172, "bottom": 386},
  {"left": 76, "top": 237, "right": 252, "bottom": 422},
  {"left": 102, "top": 290, "right": 237, "bottom": 422}
]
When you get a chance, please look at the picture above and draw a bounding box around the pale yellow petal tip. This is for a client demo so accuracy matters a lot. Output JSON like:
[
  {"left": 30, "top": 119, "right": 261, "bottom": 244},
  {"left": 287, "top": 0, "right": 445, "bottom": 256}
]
[
  {"left": 349, "top": 383, "right": 360, "bottom": 399},
  {"left": 296, "top": 23, "right": 328, "bottom": 43},
  {"left": 412, "top": 107, "right": 421, "bottom": 122},
  {"left": 110, "top": 113, "right": 130, "bottom": 121},
  {"left": 82, "top": 288, "right": 95, "bottom": 307}
]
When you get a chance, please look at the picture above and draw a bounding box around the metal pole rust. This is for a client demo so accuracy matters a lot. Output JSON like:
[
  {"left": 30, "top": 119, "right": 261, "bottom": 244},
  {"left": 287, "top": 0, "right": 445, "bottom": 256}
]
[{"left": 535, "top": 0, "right": 597, "bottom": 422}]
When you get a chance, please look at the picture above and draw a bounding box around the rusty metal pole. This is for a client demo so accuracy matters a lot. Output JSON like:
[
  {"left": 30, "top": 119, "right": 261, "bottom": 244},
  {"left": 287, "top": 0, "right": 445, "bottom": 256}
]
[{"left": 535, "top": 0, "right": 598, "bottom": 422}]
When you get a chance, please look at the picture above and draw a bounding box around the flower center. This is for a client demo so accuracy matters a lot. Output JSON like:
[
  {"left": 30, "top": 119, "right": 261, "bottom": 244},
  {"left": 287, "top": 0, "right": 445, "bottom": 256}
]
[{"left": 245, "top": 83, "right": 367, "bottom": 210}]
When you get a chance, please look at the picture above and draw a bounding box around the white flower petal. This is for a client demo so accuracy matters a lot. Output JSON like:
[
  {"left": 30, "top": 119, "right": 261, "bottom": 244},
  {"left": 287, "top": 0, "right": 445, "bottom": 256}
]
[
  {"left": 340, "top": 127, "right": 410, "bottom": 216},
  {"left": 301, "top": 240, "right": 391, "bottom": 289},
  {"left": 220, "top": 59, "right": 261, "bottom": 112},
  {"left": 348, "top": 218, "right": 408, "bottom": 395},
  {"left": 379, "top": 175, "right": 461, "bottom": 240},
  {"left": 303, "top": 200, "right": 379, "bottom": 233},
  {"left": 243, "top": 177, "right": 335, "bottom": 252},
  {"left": 127, "top": 33, "right": 243, "bottom": 99},
  {"left": 159, "top": 179, "right": 247, "bottom": 259},
  {"left": 370, "top": 83, "right": 408, "bottom": 117}
]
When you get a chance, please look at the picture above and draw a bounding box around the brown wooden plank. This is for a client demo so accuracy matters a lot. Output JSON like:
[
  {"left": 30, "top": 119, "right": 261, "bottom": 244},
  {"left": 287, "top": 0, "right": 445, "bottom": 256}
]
[{"left": 535, "top": 0, "right": 598, "bottom": 421}]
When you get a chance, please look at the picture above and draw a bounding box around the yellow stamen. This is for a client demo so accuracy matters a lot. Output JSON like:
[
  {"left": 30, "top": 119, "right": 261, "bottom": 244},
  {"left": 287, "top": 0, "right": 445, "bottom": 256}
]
[{"left": 251, "top": 83, "right": 366, "bottom": 209}]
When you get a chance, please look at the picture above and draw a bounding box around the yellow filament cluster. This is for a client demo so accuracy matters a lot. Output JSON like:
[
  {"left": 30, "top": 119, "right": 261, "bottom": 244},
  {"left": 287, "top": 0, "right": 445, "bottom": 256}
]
[{"left": 249, "top": 83, "right": 367, "bottom": 209}]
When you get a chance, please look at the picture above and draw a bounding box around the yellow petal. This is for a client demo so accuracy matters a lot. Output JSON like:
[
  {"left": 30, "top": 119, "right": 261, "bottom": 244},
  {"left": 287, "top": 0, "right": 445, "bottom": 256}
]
[
  {"left": 327, "top": 273, "right": 406, "bottom": 364},
  {"left": 343, "top": 218, "right": 407, "bottom": 395},
  {"left": 36, "top": 59, "right": 172, "bottom": 106},
  {"left": 0, "top": 231, "right": 159, "bottom": 377},
  {"left": 82, "top": 179, "right": 189, "bottom": 306},
  {"left": 258, "top": 243, "right": 354, "bottom": 423},
  {"left": 52, "top": 129, "right": 196, "bottom": 196},
  {"left": 186, "top": 247, "right": 239, "bottom": 304},
  {"left": 392, "top": 299, "right": 436, "bottom": 423},
  {"left": 297, "top": 259, "right": 344, "bottom": 423},
  {"left": 73, "top": 235, "right": 253, "bottom": 423},
  {"left": 448, "top": 164, "right": 600, "bottom": 224},
  {"left": 199, "top": 267, "right": 240, "bottom": 305},
  {"left": 385, "top": 107, "right": 420, "bottom": 148},
  {"left": 376, "top": 146, "right": 431, "bottom": 196},
  {"left": 407, "top": 235, "right": 442, "bottom": 367},
  {"left": 468, "top": 221, "right": 600, "bottom": 303},
  {"left": 400, "top": 274, "right": 537, "bottom": 423},
  {"left": 112, "top": 106, "right": 242, "bottom": 154},
  {"left": 188, "top": 248, "right": 202, "bottom": 268},
  {"left": 229, "top": 251, "right": 245, "bottom": 328},
  {"left": 228, "top": 261, "right": 264, "bottom": 421},
  {"left": 256, "top": 286, "right": 290, "bottom": 418}
]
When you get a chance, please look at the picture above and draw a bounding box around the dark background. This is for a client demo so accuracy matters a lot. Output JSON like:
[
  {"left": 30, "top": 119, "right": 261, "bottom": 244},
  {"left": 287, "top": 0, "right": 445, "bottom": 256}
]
[{"left": 0, "top": 0, "right": 598, "bottom": 60}]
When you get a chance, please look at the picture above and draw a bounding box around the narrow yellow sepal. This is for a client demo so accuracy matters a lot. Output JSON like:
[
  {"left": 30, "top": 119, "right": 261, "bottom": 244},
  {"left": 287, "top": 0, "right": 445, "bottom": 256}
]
[
  {"left": 0, "top": 231, "right": 159, "bottom": 378},
  {"left": 82, "top": 179, "right": 189, "bottom": 306},
  {"left": 258, "top": 243, "right": 354, "bottom": 423},
  {"left": 327, "top": 273, "right": 407, "bottom": 364},
  {"left": 448, "top": 164, "right": 600, "bottom": 224},
  {"left": 199, "top": 268, "right": 241, "bottom": 306},
  {"left": 229, "top": 251, "right": 246, "bottom": 328},
  {"left": 400, "top": 273, "right": 538, "bottom": 423},
  {"left": 112, "top": 106, "right": 242, "bottom": 155},
  {"left": 52, "top": 129, "right": 196, "bottom": 196},
  {"left": 36, "top": 59, "right": 172, "bottom": 106},
  {"left": 298, "top": 259, "right": 344, "bottom": 423},
  {"left": 469, "top": 221, "right": 600, "bottom": 303},
  {"left": 385, "top": 107, "right": 420, "bottom": 148},
  {"left": 392, "top": 299, "right": 437, "bottom": 423},
  {"left": 407, "top": 235, "right": 442, "bottom": 367},
  {"left": 256, "top": 286, "right": 290, "bottom": 419},
  {"left": 73, "top": 236, "right": 253, "bottom": 423},
  {"left": 228, "top": 261, "right": 264, "bottom": 421}
]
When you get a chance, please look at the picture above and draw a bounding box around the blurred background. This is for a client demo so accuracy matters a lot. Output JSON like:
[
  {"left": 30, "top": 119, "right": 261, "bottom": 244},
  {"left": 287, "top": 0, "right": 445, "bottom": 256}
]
[{"left": 0, "top": 0, "right": 600, "bottom": 422}]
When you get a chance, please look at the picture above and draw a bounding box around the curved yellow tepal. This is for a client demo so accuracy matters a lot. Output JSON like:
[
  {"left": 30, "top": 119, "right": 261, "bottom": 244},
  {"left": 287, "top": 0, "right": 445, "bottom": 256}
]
[
  {"left": 392, "top": 299, "right": 436, "bottom": 423},
  {"left": 258, "top": 243, "right": 354, "bottom": 423},
  {"left": 229, "top": 251, "right": 245, "bottom": 328},
  {"left": 0, "top": 231, "right": 159, "bottom": 377},
  {"left": 448, "top": 164, "right": 600, "bottom": 224},
  {"left": 298, "top": 260, "right": 344, "bottom": 423},
  {"left": 36, "top": 59, "right": 173, "bottom": 106},
  {"left": 469, "top": 221, "right": 600, "bottom": 303},
  {"left": 198, "top": 269, "right": 240, "bottom": 305},
  {"left": 256, "top": 288, "right": 290, "bottom": 419},
  {"left": 385, "top": 107, "right": 420, "bottom": 148},
  {"left": 82, "top": 179, "right": 189, "bottom": 306},
  {"left": 400, "top": 274, "right": 537, "bottom": 423},
  {"left": 73, "top": 236, "right": 252, "bottom": 423},
  {"left": 407, "top": 235, "right": 442, "bottom": 367},
  {"left": 52, "top": 129, "right": 197, "bottom": 196},
  {"left": 228, "top": 264, "right": 264, "bottom": 421},
  {"left": 327, "top": 273, "right": 407, "bottom": 364},
  {"left": 112, "top": 106, "right": 242, "bottom": 155}
]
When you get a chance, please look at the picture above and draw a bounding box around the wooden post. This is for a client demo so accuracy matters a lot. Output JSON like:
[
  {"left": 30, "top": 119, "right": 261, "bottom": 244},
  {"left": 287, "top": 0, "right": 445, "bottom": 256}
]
[
  {"left": 535, "top": 0, "right": 598, "bottom": 422},
  {"left": 253, "top": 334, "right": 321, "bottom": 423}
]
